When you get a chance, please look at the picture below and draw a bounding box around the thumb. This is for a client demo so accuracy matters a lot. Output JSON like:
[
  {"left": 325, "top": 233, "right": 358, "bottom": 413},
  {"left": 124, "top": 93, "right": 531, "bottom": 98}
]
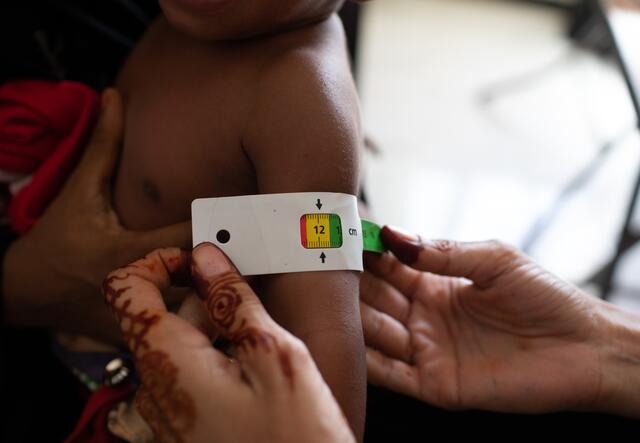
[
  {"left": 380, "top": 225, "right": 522, "bottom": 288},
  {"left": 133, "top": 220, "right": 193, "bottom": 255},
  {"left": 71, "top": 88, "right": 124, "bottom": 192},
  {"left": 190, "top": 242, "right": 274, "bottom": 339},
  {"left": 190, "top": 242, "right": 300, "bottom": 392}
]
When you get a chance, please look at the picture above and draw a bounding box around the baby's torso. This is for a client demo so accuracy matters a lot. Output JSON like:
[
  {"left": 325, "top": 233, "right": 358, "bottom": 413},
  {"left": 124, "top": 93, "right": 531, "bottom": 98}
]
[{"left": 115, "top": 18, "right": 341, "bottom": 230}]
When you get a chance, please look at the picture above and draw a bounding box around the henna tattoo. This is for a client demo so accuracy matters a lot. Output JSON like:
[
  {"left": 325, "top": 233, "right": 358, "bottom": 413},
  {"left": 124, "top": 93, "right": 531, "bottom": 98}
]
[
  {"left": 192, "top": 270, "right": 244, "bottom": 331},
  {"left": 230, "top": 326, "right": 296, "bottom": 388},
  {"left": 126, "top": 250, "right": 192, "bottom": 287},
  {"left": 102, "top": 273, "right": 130, "bottom": 305},
  {"left": 103, "top": 273, "right": 161, "bottom": 356},
  {"left": 135, "top": 387, "right": 167, "bottom": 441},
  {"left": 230, "top": 323, "right": 275, "bottom": 352},
  {"left": 103, "top": 254, "right": 198, "bottom": 441},
  {"left": 431, "top": 239, "right": 454, "bottom": 253},
  {"left": 205, "top": 272, "right": 243, "bottom": 330},
  {"left": 193, "top": 269, "right": 297, "bottom": 386},
  {"left": 102, "top": 251, "right": 193, "bottom": 356},
  {"left": 135, "top": 351, "right": 196, "bottom": 443}
]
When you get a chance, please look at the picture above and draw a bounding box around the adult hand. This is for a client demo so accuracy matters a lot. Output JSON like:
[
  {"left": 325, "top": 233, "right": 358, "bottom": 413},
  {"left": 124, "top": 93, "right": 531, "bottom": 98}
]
[
  {"left": 361, "top": 226, "right": 640, "bottom": 417},
  {"left": 103, "top": 243, "right": 355, "bottom": 443},
  {"left": 3, "top": 89, "right": 191, "bottom": 343}
]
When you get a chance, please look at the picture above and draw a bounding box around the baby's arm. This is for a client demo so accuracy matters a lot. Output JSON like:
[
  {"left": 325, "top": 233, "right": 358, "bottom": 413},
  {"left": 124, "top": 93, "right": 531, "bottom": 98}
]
[{"left": 244, "top": 50, "right": 365, "bottom": 440}]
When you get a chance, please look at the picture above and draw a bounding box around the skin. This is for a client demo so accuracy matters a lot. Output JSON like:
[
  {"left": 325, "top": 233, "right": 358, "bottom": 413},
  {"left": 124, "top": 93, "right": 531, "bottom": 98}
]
[
  {"left": 2, "top": 90, "right": 190, "bottom": 344},
  {"left": 113, "top": 5, "right": 365, "bottom": 438},
  {"left": 360, "top": 226, "right": 640, "bottom": 417},
  {"left": 159, "top": 0, "right": 348, "bottom": 40},
  {"left": 103, "top": 243, "right": 355, "bottom": 443}
]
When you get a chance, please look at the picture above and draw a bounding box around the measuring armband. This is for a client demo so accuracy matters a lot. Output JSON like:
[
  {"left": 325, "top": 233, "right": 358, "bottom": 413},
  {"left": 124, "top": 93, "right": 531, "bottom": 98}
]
[{"left": 192, "top": 192, "right": 384, "bottom": 276}]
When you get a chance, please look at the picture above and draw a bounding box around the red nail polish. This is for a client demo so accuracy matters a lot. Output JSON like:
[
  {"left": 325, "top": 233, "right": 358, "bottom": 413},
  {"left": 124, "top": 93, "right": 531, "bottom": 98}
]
[
  {"left": 169, "top": 250, "right": 192, "bottom": 287},
  {"left": 381, "top": 226, "right": 422, "bottom": 265}
]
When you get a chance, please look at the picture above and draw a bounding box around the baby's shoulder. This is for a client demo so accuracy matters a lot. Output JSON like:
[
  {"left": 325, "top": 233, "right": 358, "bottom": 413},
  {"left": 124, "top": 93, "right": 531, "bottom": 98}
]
[
  {"left": 242, "top": 16, "right": 362, "bottom": 174},
  {"left": 257, "top": 15, "right": 352, "bottom": 89}
]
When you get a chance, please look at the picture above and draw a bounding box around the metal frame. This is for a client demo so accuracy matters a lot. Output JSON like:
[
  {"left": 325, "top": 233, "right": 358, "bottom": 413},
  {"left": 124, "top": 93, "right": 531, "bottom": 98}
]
[
  {"left": 479, "top": 0, "right": 640, "bottom": 298},
  {"left": 587, "top": 0, "right": 640, "bottom": 298}
]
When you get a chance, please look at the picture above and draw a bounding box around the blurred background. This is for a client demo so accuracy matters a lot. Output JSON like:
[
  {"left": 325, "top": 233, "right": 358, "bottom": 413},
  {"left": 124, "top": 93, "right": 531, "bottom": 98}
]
[{"left": 352, "top": 0, "right": 640, "bottom": 311}]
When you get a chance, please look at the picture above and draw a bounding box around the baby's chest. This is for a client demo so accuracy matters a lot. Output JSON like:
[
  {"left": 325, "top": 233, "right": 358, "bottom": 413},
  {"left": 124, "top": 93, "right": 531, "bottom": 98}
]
[{"left": 113, "top": 89, "right": 257, "bottom": 230}]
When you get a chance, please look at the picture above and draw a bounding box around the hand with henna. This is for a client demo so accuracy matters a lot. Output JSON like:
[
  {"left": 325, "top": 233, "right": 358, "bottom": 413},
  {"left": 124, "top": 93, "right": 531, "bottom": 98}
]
[
  {"left": 103, "top": 242, "right": 355, "bottom": 443},
  {"left": 361, "top": 226, "right": 640, "bottom": 417},
  {"left": 3, "top": 89, "right": 190, "bottom": 343}
]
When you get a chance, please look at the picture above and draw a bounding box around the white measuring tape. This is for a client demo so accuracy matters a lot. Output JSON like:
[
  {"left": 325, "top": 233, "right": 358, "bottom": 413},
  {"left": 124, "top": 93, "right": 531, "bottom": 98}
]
[{"left": 192, "top": 193, "right": 377, "bottom": 276}]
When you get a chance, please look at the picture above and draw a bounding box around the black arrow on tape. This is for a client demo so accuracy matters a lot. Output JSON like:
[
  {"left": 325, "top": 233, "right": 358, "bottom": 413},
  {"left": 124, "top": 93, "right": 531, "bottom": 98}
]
[
  {"left": 316, "top": 199, "right": 323, "bottom": 210},
  {"left": 320, "top": 252, "right": 326, "bottom": 263}
]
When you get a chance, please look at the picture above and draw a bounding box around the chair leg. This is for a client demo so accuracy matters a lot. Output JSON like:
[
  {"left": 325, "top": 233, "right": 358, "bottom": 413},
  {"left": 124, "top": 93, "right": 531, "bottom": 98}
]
[
  {"left": 597, "top": 151, "right": 640, "bottom": 300},
  {"left": 520, "top": 130, "right": 632, "bottom": 253}
]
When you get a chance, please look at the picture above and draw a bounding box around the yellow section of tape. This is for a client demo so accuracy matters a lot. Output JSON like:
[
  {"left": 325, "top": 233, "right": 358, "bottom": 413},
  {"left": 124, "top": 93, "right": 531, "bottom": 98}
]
[{"left": 305, "top": 213, "right": 332, "bottom": 248}]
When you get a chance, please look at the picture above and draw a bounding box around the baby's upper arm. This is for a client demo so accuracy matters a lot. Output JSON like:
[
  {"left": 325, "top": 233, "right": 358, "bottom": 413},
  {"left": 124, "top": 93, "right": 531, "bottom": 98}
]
[
  {"left": 243, "top": 48, "right": 361, "bottom": 194},
  {"left": 243, "top": 49, "right": 365, "bottom": 440}
]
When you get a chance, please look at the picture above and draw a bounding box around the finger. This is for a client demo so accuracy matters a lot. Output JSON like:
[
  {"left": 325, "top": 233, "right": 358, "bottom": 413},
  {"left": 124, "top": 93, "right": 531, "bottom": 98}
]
[
  {"left": 135, "top": 220, "right": 192, "bottom": 253},
  {"left": 177, "top": 294, "right": 219, "bottom": 342},
  {"left": 191, "top": 243, "right": 272, "bottom": 335},
  {"left": 380, "top": 226, "right": 522, "bottom": 288},
  {"left": 366, "top": 348, "right": 420, "bottom": 400},
  {"left": 364, "top": 252, "right": 427, "bottom": 300},
  {"left": 360, "top": 267, "right": 411, "bottom": 322},
  {"left": 105, "top": 247, "right": 241, "bottom": 421},
  {"left": 115, "top": 220, "right": 192, "bottom": 271},
  {"left": 360, "top": 302, "right": 412, "bottom": 363},
  {"left": 102, "top": 248, "right": 214, "bottom": 357},
  {"left": 102, "top": 247, "right": 193, "bottom": 355},
  {"left": 191, "top": 242, "right": 298, "bottom": 392},
  {"left": 133, "top": 386, "right": 166, "bottom": 442},
  {"left": 71, "top": 88, "right": 123, "bottom": 192}
]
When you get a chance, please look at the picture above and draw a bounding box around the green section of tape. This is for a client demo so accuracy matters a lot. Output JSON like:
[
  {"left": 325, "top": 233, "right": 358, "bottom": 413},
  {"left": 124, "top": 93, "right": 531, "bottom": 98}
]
[
  {"left": 361, "top": 219, "right": 386, "bottom": 253},
  {"left": 329, "top": 214, "right": 343, "bottom": 248}
]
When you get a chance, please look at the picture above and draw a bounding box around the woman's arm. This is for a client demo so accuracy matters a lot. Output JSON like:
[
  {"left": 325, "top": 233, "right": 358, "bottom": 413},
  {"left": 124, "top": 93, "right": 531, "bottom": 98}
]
[
  {"left": 3, "top": 90, "right": 191, "bottom": 343},
  {"left": 361, "top": 226, "right": 640, "bottom": 417},
  {"left": 596, "top": 299, "right": 640, "bottom": 417}
]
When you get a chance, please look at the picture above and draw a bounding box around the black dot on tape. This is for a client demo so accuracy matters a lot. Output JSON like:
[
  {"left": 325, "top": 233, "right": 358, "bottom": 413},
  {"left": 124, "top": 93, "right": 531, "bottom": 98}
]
[{"left": 216, "top": 229, "right": 231, "bottom": 244}]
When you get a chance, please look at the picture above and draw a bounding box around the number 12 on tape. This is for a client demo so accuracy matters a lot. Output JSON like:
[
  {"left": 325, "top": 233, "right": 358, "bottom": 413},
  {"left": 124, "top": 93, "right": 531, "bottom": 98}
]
[{"left": 300, "top": 214, "right": 343, "bottom": 249}]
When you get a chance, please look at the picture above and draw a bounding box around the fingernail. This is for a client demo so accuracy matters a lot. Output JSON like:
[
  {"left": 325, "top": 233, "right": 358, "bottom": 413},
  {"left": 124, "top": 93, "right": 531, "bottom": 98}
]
[
  {"left": 191, "top": 242, "right": 235, "bottom": 300},
  {"left": 381, "top": 226, "right": 422, "bottom": 265},
  {"left": 385, "top": 225, "right": 418, "bottom": 242},
  {"left": 363, "top": 251, "right": 382, "bottom": 269},
  {"left": 168, "top": 250, "right": 192, "bottom": 287}
]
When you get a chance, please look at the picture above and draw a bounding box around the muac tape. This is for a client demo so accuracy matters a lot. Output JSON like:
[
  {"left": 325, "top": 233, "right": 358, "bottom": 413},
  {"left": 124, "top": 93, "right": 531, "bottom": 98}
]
[{"left": 192, "top": 192, "right": 385, "bottom": 276}]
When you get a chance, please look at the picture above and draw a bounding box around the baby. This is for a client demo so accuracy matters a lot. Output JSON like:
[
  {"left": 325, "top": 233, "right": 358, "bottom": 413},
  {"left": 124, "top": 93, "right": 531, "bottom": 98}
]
[{"left": 114, "top": 0, "right": 366, "bottom": 439}]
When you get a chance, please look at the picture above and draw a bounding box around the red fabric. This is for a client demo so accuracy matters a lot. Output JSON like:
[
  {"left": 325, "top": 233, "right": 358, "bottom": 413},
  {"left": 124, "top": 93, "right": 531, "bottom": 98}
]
[
  {"left": 64, "top": 383, "right": 135, "bottom": 443},
  {"left": 0, "top": 80, "right": 99, "bottom": 233}
]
